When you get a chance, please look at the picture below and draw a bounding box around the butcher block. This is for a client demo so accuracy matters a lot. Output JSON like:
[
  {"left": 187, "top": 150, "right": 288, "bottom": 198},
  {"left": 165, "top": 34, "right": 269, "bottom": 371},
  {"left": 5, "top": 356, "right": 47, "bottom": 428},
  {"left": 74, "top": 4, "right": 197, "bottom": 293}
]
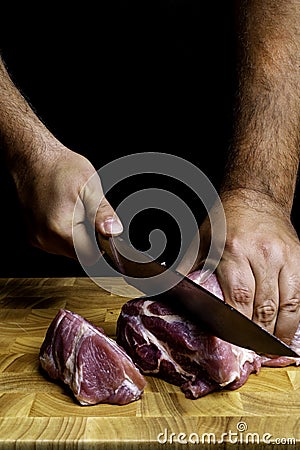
[{"left": 0, "top": 277, "right": 300, "bottom": 449}]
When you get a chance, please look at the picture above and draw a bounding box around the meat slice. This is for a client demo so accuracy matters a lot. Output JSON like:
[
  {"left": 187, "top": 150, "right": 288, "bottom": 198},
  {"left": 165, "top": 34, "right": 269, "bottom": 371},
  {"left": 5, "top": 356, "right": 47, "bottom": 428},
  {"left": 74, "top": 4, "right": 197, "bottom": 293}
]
[
  {"left": 39, "top": 309, "right": 146, "bottom": 405},
  {"left": 116, "top": 271, "right": 300, "bottom": 399},
  {"left": 116, "top": 295, "right": 261, "bottom": 398}
]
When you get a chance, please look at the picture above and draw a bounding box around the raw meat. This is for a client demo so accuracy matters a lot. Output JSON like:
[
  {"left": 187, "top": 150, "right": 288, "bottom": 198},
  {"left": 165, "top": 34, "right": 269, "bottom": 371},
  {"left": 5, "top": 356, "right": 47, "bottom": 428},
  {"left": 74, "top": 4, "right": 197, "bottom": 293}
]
[
  {"left": 116, "top": 271, "right": 300, "bottom": 399},
  {"left": 39, "top": 309, "right": 146, "bottom": 405},
  {"left": 116, "top": 295, "right": 261, "bottom": 398}
]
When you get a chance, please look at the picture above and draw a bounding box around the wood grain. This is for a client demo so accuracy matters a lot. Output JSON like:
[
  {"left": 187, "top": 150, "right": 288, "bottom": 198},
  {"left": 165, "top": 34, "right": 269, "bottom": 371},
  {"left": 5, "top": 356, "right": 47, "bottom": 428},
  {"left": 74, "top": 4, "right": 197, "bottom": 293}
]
[{"left": 0, "top": 277, "right": 299, "bottom": 449}]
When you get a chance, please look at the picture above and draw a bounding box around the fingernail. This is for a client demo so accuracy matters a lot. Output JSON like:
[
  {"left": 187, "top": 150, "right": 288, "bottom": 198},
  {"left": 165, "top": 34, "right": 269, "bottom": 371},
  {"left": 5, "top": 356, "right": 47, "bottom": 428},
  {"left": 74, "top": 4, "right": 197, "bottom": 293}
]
[{"left": 103, "top": 217, "right": 123, "bottom": 235}]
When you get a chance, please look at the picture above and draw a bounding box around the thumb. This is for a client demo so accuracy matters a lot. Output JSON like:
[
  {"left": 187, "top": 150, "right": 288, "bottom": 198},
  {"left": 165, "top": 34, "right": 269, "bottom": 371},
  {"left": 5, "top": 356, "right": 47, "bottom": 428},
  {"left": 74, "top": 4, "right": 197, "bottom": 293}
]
[
  {"left": 81, "top": 173, "right": 123, "bottom": 236},
  {"left": 96, "top": 199, "right": 123, "bottom": 236}
]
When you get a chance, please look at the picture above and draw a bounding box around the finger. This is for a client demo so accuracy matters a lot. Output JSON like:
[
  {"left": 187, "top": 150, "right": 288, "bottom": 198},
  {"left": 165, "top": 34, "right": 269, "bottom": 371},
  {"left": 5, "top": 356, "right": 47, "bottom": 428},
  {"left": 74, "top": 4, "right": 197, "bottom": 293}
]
[
  {"left": 28, "top": 207, "right": 78, "bottom": 260},
  {"left": 81, "top": 174, "right": 123, "bottom": 236},
  {"left": 216, "top": 259, "right": 255, "bottom": 319},
  {"left": 72, "top": 221, "right": 102, "bottom": 266},
  {"left": 72, "top": 200, "right": 102, "bottom": 266},
  {"left": 31, "top": 229, "right": 78, "bottom": 260},
  {"left": 275, "top": 267, "right": 300, "bottom": 344},
  {"left": 251, "top": 266, "right": 279, "bottom": 334}
]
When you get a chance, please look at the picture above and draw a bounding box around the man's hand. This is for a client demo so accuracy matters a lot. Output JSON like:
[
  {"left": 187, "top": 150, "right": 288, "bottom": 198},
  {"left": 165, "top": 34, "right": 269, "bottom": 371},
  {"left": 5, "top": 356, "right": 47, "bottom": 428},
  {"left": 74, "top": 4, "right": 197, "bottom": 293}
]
[
  {"left": 198, "top": 0, "right": 300, "bottom": 345},
  {"left": 200, "top": 190, "right": 300, "bottom": 344},
  {"left": 13, "top": 146, "right": 123, "bottom": 264}
]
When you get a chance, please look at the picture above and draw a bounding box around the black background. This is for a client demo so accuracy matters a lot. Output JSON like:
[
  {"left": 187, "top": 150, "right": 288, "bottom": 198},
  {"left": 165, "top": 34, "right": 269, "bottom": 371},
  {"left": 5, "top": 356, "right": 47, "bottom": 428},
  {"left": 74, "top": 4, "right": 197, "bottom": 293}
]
[{"left": 1, "top": 2, "right": 299, "bottom": 277}]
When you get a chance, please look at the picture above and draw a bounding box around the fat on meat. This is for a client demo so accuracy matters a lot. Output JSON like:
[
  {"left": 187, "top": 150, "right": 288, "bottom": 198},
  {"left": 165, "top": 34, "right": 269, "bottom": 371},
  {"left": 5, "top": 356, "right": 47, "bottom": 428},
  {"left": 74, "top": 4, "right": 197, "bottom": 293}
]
[
  {"left": 39, "top": 309, "right": 146, "bottom": 405},
  {"left": 116, "top": 271, "right": 300, "bottom": 399}
]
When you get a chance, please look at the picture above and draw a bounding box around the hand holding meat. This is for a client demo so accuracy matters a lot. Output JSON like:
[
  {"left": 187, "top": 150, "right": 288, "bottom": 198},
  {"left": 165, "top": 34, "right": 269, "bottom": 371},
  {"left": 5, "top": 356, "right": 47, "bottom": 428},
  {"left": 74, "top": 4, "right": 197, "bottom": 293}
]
[
  {"left": 202, "top": 191, "right": 300, "bottom": 344},
  {"left": 198, "top": 1, "right": 300, "bottom": 343},
  {"left": 116, "top": 270, "right": 300, "bottom": 400}
]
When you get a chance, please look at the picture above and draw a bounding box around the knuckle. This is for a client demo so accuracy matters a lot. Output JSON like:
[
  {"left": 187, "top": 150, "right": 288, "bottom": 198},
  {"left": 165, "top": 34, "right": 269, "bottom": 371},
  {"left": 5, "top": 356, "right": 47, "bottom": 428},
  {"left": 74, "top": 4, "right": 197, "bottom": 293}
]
[
  {"left": 45, "top": 218, "right": 72, "bottom": 243},
  {"left": 255, "top": 237, "right": 289, "bottom": 263},
  {"left": 46, "top": 219, "right": 62, "bottom": 236},
  {"left": 230, "top": 286, "right": 253, "bottom": 304},
  {"left": 281, "top": 297, "right": 300, "bottom": 313},
  {"left": 255, "top": 238, "right": 284, "bottom": 261},
  {"left": 29, "top": 234, "right": 42, "bottom": 249},
  {"left": 257, "top": 241, "right": 273, "bottom": 259},
  {"left": 98, "top": 200, "right": 112, "bottom": 213},
  {"left": 254, "top": 301, "right": 277, "bottom": 324},
  {"left": 27, "top": 227, "right": 45, "bottom": 250},
  {"left": 30, "top": 233, "right": 50, "bottom": 252},
  {"left": 224, "top": 237, "right": 242, "bottom": 257}
]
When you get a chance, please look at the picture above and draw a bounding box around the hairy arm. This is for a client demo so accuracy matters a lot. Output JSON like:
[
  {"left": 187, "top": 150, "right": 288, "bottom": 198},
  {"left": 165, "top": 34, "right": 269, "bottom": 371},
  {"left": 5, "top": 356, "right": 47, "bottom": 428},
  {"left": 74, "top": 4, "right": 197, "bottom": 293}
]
[
  {"left": 0, "top": 57, "right": 122, "bottom": 263},
  {"left": 223, "top": 0, "right": 300, "bottom": 207},
  {"left": 216, "top": 0, "right": 300, "bottom": 342}
]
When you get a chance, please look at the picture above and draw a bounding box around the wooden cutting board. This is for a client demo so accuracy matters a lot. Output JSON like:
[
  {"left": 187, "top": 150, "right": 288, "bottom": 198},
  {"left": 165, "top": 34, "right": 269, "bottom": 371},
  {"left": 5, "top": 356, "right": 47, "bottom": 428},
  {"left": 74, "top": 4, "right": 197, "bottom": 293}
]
[{"left": 0, "top": 277, "right": 299, "bottom": 449}]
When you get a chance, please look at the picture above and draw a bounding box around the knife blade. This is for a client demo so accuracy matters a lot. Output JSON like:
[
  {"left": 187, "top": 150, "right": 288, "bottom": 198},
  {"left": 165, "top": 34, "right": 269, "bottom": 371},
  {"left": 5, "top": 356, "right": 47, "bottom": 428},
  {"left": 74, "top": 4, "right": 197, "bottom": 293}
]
[{"left": 98, "top": 234, "right": 299, "bottom": 357}]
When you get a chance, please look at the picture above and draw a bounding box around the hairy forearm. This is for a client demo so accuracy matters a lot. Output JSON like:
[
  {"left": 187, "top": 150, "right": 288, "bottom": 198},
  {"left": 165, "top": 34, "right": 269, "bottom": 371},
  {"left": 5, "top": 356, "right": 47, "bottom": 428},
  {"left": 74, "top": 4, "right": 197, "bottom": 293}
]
[
  {"left": 0, "top": 57, "right": 61, "bottom": 188},
  {"left": 221, "top": 0, "right": 300, "bottom": 214}
]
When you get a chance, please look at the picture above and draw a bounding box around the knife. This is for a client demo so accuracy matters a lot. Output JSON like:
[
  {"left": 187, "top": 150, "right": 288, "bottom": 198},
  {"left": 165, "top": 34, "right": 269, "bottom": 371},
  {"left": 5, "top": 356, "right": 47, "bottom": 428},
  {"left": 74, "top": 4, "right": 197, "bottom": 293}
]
[{"left": 98, "top": 234, "right": 299, "bottom": 357}]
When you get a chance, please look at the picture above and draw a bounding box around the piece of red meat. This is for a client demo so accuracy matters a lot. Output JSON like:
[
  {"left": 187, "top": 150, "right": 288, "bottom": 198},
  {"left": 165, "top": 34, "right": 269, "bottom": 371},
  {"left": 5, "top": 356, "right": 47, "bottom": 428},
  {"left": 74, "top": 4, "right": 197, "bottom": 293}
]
[
  {"left": 116, "top": 271, "right": 300, "bottom": 399},
  {"left": 39, "top": 309, "right": 146, "bottom": 405},
  {"left": 116, "top": 296, "right": 261, "bottom": 398}
]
